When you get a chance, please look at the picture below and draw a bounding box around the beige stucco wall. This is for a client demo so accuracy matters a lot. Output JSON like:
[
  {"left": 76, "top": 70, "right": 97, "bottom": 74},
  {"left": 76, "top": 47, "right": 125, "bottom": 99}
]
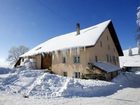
[
  {"left": 86, "top": 27, "right": 119, "bottom": 66},
  {"left": 52, "top": 49, "right": 87, "bottom": 77},
  {"left": 52, "top": 27, "right": 120, "bottom": 78}
]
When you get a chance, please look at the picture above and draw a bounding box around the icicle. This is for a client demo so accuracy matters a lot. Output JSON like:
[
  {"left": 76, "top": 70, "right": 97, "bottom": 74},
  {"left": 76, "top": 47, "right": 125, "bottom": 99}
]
[
  {"left": 62, "top": 49, "right": 66, "bottom": 57},
  {"left": 52, "top": 51, "right": 55, "bottom": 60},
  {"left": 41, "top": 52, "right": 45, "bottom": 57},
  {"left": 76, "top": 47, "right": 80, "bottom": 55},
  {"left": 73, "top": 48, "right": 77, "bottom": 55},
  {"left": 70, "top": 48, "right": 72, "bottom": 57},
  {"left": 84, "top": 46, "right": 86, "bottom": 52},
  {"left": 55, "top": 50, "right": 59, "bottom": 58}
]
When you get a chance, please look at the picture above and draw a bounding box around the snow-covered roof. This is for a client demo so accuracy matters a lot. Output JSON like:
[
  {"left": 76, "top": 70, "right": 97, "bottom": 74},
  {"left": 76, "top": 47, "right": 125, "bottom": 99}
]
[
  {"left": 94, "top": 61, "right": 121, "bottom": 73},
  {"left": 21, "top": 20, "right": 111, "bottom": 57},
  {"left": 119, "top": 47, "right": 140, "bottom": 67}
]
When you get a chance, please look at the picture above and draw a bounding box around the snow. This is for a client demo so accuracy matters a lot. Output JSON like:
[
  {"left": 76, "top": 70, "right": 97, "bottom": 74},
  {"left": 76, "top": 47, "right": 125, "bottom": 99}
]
[
  {"left": 21, "top": 20, "right": 111, "bottom": 57},
  {"left": 0, "top": 67, "right": 12, "bottom": 74},
  {"left": 94, "top": 61, "right": 121, "bottom": 72},
  {"left": 119, "top": 47, "right": 140, "bottom": 67},
  {"left": 137, "top": 6, "right": 140, "bottom": 27},
  {"left": 0, "top": 88, "right": 140, "bottom": 105},
  {"left": 0, "top": 68, "right": 120, "bottom": 98},
  {"left": 0, "top": 68, "right": 140, "bottom": 105}
]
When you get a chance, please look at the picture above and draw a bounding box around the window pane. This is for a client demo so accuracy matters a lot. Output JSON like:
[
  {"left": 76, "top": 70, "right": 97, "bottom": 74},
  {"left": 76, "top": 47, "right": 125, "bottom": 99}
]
[{"left": 62, "top": 57, "right": 66, "bottom": 63}]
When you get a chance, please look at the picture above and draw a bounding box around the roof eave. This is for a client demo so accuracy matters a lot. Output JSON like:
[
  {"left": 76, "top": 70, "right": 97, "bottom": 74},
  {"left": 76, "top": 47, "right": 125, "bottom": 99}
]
[{"left": 108, "top": 22, "right": 124, "bottom": 56}]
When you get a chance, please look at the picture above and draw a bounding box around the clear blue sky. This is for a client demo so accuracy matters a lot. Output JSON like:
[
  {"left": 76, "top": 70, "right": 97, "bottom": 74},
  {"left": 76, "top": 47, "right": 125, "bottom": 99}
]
[{"left": 0, "top": 0, "right": 139, "bottom": 59}]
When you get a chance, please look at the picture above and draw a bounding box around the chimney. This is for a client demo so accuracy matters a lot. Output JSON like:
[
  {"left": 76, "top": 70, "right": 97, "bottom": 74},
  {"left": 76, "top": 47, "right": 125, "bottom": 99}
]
[{"left": 76, "top": 23, "right": 80, "bottom": 35}]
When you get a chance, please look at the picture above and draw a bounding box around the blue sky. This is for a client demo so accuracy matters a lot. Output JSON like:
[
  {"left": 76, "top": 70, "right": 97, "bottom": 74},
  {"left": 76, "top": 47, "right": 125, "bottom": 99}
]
[{"left": 0, "top": 0, "right": 139, "bottom": 59}]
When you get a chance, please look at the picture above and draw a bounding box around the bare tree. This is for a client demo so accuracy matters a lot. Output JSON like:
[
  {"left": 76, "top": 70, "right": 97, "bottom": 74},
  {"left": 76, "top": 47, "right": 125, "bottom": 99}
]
[{"left": 7, "top": 45, "right": 29, "bottom": 65}]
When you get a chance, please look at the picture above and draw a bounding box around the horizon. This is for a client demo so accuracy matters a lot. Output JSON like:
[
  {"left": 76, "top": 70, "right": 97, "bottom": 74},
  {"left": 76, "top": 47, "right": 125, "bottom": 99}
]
[{"left": 0, "top": 0, "right": 139, "bottom": 59}]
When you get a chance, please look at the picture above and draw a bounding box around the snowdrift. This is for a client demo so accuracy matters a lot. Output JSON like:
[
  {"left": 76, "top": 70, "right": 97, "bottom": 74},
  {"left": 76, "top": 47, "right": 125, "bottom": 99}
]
[
  {"left": 0, "top": 68, "right": 120, "bottom": 98},
  {"left": 0, "top": 68, "right": 140, "bottom": 98}
]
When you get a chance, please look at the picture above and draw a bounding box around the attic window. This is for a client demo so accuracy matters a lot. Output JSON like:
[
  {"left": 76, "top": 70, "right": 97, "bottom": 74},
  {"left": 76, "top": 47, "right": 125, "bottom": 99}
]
[
  {"left": 107, "top": 36, "right": 109, "bottom": 40},
  {"left": 36, "top": 47, "right": 42, "bottom": 51},
  {"left": 100, "top": 41, "right": 102, "bottom": 47}
]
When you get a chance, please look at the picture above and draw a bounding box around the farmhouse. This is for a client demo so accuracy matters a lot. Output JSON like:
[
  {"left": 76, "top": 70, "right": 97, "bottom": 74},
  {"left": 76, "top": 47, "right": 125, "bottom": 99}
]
[
  {"left": 15, "top": 20, "right": 123, "bottom": 80},
  {"left": 119, "top": 46, "right": 140, "bottom": 72}
]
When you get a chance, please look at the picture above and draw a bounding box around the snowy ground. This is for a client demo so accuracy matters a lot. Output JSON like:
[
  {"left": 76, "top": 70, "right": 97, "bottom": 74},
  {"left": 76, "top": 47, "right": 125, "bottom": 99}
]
[
  {"left": 0, "top": 67, "right": 140, "bottom": 105},
  {"left": 0, "top": 87, "right": 140, "bottom": 105}
]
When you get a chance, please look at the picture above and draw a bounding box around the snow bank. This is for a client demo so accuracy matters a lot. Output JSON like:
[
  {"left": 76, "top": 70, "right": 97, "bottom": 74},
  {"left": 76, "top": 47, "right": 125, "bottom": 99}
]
[
  {"left": 0, "top": 68, "right": 120, "bottom": 98},
  {"left": 113, "top": 72, "right": 140, "bottom": 88},
  {"left": 0, "top": 68, "right": 140, "bottom": 98}
]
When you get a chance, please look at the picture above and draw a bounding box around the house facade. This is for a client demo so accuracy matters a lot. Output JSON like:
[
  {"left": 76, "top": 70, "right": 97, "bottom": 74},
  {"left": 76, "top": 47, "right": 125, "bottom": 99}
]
[{"left": 15, "top": 20, "right": 123, "bottom": 80}]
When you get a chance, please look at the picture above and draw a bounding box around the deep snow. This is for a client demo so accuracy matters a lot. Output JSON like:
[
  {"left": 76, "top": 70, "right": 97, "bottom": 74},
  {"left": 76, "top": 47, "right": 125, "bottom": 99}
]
[
  {"left": 0, "top": 88, "right": 140, "bottom": 105},
  {"left": 0, "top": 67, "right": 140, "bottom": 105},
  {"left": 0, "top": 68, "right": 121, "bottom": 98}
]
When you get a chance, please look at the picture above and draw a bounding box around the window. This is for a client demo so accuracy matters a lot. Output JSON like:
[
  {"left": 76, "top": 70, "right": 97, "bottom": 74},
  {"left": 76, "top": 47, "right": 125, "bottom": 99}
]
[
  {"left": 110, "top": 56, "right": 112, "bottom": 63},
  {"left": 21, "top": 58, "right": 24, "bottom": 62},
  {"left": 106, "top": 54, "right": 109, "bottom": 62},
  {"left": 108, "top": 45, "right": 110, "bottom": 50},
  {"left": 113, "top": 56, "right": 116, "bottom": 64},
  {"left": 73, "top": 56, "right": 80, "bottom": 63},
  {"left": 107, "top": 36, "right": 109, "bottom": 41},
  {"left": 100, "top": 41, "right": 102, "bottom": 47},
  {"left": 36, "top": 47, "right": 42, "bottom": 51},
  {"left": 63, "top": 72, "right": 67, "bottom": 77},
  {"left": 74, "top": 72, "right": 80, "bottom": 78},
  {"left": 113, "top": 48, "right": 115, "bottom": 52},
  {"left": 116, "top": 57, "right": 119, "bottom": 62},
  {"left": 95, "top": 56, "right": 98, "bottom": 62},
  {"left": 62, "top": 57, "right": 66, "bottom": 63}
]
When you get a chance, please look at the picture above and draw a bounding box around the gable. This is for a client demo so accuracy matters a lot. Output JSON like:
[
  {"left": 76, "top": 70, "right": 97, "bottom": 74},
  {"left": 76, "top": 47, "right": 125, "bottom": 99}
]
[{"left": 108, "top": 22, "right": 123, "bottom": 56}]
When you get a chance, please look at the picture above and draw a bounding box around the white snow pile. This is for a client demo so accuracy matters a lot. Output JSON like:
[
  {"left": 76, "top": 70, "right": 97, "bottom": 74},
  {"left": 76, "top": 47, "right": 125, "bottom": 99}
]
[
  {"left": 0, "top": 67, "right": 140, "bottom": 98},
  {"left": 0, "top": 68, "right": 121, "bottom": 98},
  {"left": 113, "top": 72, "right": 140, "bottom": 88}
]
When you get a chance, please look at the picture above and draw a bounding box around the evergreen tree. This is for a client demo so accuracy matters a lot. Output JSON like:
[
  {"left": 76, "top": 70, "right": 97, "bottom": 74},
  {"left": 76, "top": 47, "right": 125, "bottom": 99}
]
[{"left": 128, "top": 48, "right": 132, "bottom": 56}]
